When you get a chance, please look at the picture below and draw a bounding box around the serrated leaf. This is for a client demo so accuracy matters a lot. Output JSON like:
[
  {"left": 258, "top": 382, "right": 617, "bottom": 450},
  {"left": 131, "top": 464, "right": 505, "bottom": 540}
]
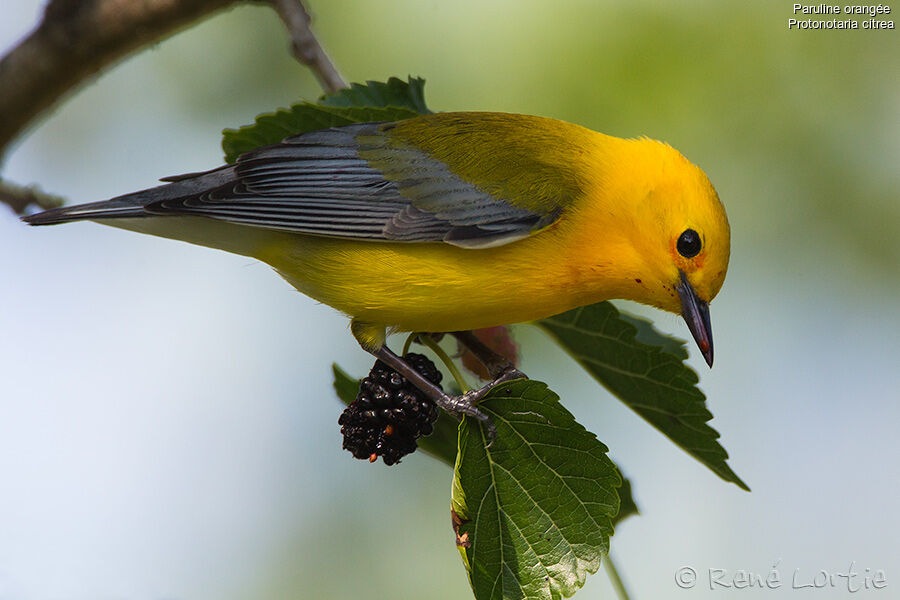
[
  {"left": 221, "top": 76, "right": 430, "bottom": 162},
  {"left": 613, "top": 475, "right": 639, "bottom": 525},
  {"left": 222, "top": 104, "right": 418, "bottom": 162},
  {"left": 331, "top": 364, "right": 458, "bottom": 466},
  {"left": 618, "top": 310, "right": 689, "bottom": 360},
  {"left": 319, "top": 76, "right": 431, "bottom": 114},
  {"left": 452, "top": 379, "right": 621, "bottom": 600},
  {"left": 536, "top": 302, "right": 749, "bottom": 491}
]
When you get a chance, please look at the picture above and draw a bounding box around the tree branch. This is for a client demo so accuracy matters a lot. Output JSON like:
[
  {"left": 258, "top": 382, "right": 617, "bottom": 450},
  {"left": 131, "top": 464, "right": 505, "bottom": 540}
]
[
  {"left": 0, "top": 0, "right": 243, "bottom": 165},
  {"left": 0, "top": 0, "right": 345, "bottom": 215},
  {"left": 0, "top": 181, "right": 64, "bottom": 214},
  {"left": 268, "top": 0, "right": 347, "bottom": 93}
]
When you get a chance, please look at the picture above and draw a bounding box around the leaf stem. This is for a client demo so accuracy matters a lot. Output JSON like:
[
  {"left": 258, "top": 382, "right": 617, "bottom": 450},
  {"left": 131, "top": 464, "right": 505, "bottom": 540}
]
[
  {"left": 401, "top": 332, "right": 418, "bottom": 356},
  {"left": 603, "top": 553, "right": 631, "bottom": 600},
  {"left": 418, "top": 334, "right": 471, "bottom": 393}
]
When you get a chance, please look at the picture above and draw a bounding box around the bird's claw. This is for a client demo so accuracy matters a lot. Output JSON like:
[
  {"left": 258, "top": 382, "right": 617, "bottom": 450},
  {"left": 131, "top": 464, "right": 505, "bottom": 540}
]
[
  {"left": 435, "top": 367, "right": 527, "bottom": 446},
  {"left": 371, "top": 341, "right": 526, "bottom": 448},
  {"left": 495, "top": 366, "right": 527, "bottom": 384},
  {"left": 434, "top": 392, "right": 495, "bottom": 444}
]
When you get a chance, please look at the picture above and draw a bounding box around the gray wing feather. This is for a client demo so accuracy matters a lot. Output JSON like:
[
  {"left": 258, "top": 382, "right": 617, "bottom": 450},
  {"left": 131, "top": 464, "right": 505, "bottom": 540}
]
[{"left": 28, "top": 123, "right": 555, "bottom": 247}]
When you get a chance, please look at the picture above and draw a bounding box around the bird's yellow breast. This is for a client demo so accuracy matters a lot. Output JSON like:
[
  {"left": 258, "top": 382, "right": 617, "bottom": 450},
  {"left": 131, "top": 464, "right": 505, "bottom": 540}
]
[{"left": 257, "top": 218, "right": 605, "bottom": 333}]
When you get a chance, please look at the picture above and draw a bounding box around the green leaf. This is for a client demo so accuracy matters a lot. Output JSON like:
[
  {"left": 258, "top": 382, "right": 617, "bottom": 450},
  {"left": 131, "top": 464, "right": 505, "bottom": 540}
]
[
  {"left": 331, "top": 364, "right": 458, "bottom": 466},
  {"left": 222, "top": 104, "right": 418, "bottom": 163},
  {"left": 332, "top": 364, "right": 361, "bottom": 405},
  {"left": 221, "top": 76, "right": 430, "bottom": 162},
  {"left": 618, "top": 310, "right": 689, "bottom": 360},
  {"left": 536, "top": 302, "right": 749, "bottom": 491},
  {"left": 452, "top": 379, "right": 621, "bottom": 600},
  {"left": 612, "top": 475, "right": 639, "bottom": 526},
  {"left": 415, "top": 411, "right": 460, "bottom": 467},
  {"left": 318, "top": 76, "right": 432, "bottom": 114}
]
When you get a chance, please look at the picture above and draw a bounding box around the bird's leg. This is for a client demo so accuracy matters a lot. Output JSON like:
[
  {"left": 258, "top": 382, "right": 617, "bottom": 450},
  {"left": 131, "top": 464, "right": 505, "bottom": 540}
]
[
  {"left": 446, "top": 331, "right": 527, "bottom": 443},
  {"left": 372, "top": 345, "right": 497, "bottom": 441},
  {"left": 451, "top": 330, "right": 527, "bottom": 382}
]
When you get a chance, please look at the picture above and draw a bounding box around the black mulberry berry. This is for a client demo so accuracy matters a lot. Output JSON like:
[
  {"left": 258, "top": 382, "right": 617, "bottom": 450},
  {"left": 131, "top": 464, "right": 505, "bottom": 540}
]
[{"left": 339, "top": 353, "right": 442, "bottom": 465}]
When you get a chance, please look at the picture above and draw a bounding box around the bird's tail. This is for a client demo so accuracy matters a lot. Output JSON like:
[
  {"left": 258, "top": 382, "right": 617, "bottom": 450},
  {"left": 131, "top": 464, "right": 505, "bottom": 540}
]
[
  {"left": 21, "top": 164, "right": 236, "bottom": 226},
  {"left": 19, "top": 164, "right": 276, "bottom": 259},
  {"left": 21, "top": 196, "right": 147, "bottom": 225}
]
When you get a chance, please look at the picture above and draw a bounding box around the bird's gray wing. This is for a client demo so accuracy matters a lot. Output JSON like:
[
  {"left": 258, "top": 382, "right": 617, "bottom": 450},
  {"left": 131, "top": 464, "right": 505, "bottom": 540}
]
[{"left": 142, "top": 123, "right": 560, "bottom": 248}]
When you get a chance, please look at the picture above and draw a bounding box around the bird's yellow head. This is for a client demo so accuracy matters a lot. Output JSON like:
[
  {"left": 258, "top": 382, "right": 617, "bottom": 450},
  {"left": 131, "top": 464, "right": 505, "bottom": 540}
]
[{"left": 573, "top": 135, "right": 730, "bottom": 365}]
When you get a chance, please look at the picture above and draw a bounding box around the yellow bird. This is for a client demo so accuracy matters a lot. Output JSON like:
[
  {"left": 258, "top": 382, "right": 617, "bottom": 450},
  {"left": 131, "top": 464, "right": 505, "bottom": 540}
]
[{"left": 24, "top": 112, "right": 730, "bottom": 425}]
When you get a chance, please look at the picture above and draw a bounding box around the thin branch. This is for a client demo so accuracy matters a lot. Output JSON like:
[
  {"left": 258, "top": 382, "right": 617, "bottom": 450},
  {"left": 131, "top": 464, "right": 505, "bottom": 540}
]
[
  {"left": 268, "top": 0, "right": 347, "bottom": 93},
  {"left": 0, "top": 181, "right": 65, "bottom": 214},
  {"left": 0, "top": 0, "right": 242, "bottom": 165},
  {"left": 602, "top": 553, "right": 632, "bottom": 600},
  {"left": 418, "top": 334, "right": 472, "bottom": 394},
  {"left": 0, "top": 0, "right": 347, "bottom": 215}
]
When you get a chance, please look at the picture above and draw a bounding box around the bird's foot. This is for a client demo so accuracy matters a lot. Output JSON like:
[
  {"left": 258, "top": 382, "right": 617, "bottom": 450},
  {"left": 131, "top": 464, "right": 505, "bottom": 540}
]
[
  {"left": 433, "top": 391, "right": 496, "bottom": 442},
  {"left": 443, "top": 366, "right": 527, "bottom": 444},
  {"left": 372, "top": 345, "right": 527, "bottom": 444}
]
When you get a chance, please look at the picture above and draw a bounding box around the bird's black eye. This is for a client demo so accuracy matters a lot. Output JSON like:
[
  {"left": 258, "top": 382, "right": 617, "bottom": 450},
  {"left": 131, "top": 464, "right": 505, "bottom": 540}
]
[{"left": 677, "top": 229, "right": 702, "bottom": 258}]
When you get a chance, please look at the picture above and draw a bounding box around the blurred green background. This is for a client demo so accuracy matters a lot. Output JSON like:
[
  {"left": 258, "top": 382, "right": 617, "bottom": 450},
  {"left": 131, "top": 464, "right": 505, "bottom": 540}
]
[{"left": 1, "top": 1, "right": 898, "bottom": 598}]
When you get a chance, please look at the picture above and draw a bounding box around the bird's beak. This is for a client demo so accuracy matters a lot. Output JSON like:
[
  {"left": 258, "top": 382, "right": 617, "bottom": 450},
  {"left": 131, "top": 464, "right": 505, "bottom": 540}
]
[{"left": 676, "top": 271, "right": 714, "bottom": 367}]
